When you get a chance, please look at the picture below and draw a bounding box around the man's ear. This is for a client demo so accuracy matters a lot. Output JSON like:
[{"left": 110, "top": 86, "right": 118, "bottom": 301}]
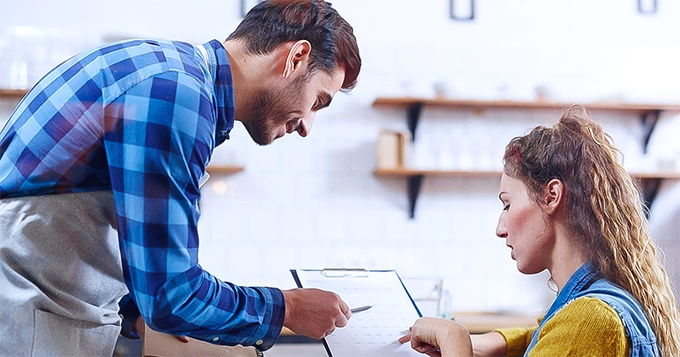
[
  {"left": 282, "top": 40, "right": 311, "bottom": 78},
  {"left": 544, "top": 179, "right": 564, "bottom": 215}
]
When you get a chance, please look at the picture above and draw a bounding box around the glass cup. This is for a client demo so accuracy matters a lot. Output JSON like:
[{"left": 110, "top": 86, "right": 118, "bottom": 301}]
[{"left": 402, "top": 277, "right": 443, "bottom": 318}]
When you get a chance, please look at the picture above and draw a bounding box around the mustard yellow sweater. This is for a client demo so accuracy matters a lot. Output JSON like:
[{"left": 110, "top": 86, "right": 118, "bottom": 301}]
[{"left": 496, "top": 296, "right": 629, "bottom": 357}]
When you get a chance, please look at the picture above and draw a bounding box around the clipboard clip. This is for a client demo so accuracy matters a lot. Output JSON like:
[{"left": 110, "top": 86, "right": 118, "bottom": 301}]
[{"left": 321, "top": 268, "right": 369, "bottom": 278}]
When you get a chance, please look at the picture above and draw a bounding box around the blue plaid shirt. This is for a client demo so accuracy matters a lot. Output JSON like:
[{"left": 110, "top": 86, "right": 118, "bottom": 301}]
[{"left": 0, "top": 39, "right": 284, "bottom": 350}]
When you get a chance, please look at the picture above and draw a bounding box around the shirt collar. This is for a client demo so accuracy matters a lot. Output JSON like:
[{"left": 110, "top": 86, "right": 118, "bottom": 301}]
[{"left": 201, "top": 40, "right": 235, "bottom": 146}]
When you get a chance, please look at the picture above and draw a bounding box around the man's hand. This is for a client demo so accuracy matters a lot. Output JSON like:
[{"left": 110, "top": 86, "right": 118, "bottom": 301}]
[{"left": 281, "top": 288, "right": 351, "bottom": 339}]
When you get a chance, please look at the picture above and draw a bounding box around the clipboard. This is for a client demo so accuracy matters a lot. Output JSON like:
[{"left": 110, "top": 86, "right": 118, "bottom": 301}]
[{"left": 291, "top": 268, "right": 423, "bottom": 357}]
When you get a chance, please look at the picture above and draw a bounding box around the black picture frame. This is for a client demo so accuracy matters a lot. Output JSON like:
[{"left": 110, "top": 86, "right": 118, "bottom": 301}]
[
  {"left": 637, "top": 0, "right": 658, "bottom": 14},
  {"left": 241, "top": 0, "right": 264, "bottom": 18},
  {"left": 450, "top": 0, "right": 475, "bottom": 21}
]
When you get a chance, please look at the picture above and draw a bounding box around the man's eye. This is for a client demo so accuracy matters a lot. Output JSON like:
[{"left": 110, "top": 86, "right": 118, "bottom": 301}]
[{"left": 503, "top": 204, "right": 510, "bottom": 211}]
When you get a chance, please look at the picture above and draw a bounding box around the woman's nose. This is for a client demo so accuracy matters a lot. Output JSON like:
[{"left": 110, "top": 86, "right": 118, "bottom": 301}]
[{"left": 496, "top": 215, "right": 507, "bottom": 238}]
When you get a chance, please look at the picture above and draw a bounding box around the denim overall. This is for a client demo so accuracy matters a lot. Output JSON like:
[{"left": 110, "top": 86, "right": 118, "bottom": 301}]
[{"left": 525, "top": 262, "right": 659, "bottom": 357}]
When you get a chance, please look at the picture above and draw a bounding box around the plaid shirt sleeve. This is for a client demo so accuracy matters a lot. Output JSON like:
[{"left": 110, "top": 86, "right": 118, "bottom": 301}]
[
  {"left": 0, "top": 39, "right": 284, "bottom": 349},
  {"left": 104, "top": 70, "right": 284, "bottom": 349}
]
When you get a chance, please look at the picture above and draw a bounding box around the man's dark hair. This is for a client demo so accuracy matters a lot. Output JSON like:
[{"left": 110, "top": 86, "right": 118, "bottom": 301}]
[{"left": 227, "top": 0, "right": 361, "bottom": 92}]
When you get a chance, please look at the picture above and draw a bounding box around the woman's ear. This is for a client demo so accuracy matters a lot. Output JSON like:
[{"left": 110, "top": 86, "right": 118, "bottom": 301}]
[
  {"left": 282, "top": 40, "right": 311, "bottom": 78},
  {"left": 544, "top": 179, "right": 564, "bottom": 215}
]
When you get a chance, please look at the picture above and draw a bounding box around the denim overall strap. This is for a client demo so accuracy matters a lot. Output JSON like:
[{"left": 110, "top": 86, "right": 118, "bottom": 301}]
[
  {"left": 582, "top": 283, "right": 659, "bottom": 357},
  {"left": 524, "top": 262, "right": 596, "bottom": 356},
  {"left": 524, "top": 262, "right": 659, "bottom": 357}
]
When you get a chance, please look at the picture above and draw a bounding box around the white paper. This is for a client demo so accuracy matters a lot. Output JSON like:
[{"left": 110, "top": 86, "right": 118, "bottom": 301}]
[{"left": 293, "top": 269, "right": 423, "bottom": 357}]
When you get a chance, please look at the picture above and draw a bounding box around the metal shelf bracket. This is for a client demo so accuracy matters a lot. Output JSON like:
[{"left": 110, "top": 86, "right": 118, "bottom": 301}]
[
  {"left": 640, "top": 110, "right": 661, "bottom": 153},
  {"left": 407, "top": 175, "right": 424, "bottom": 219},
  {"left": 407, "top": 102, "right": 423, "bottom": 141}
]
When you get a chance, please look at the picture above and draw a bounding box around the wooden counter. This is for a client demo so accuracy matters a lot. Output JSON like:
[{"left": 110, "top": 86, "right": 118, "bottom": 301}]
[
  {"left": 453, "top": 311, "right": 540, "bottom": 334},
  {"left": 278, "top": 311, "right": 540, "bottom": 343}
]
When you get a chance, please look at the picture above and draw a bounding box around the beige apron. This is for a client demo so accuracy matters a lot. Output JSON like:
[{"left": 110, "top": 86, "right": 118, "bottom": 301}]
[{"left": 0, "top": 191, "right": 128, "bottom": 356}]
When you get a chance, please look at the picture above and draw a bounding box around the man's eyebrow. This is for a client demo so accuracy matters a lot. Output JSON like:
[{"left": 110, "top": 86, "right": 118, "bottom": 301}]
[{"left": 498, "top": 192, "right": 508, "bottom": 201}]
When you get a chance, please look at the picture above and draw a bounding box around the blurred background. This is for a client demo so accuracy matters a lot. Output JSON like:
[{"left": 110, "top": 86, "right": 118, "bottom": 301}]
[{"left": 1, "top": 0, "right": 679, "bottom": 319}]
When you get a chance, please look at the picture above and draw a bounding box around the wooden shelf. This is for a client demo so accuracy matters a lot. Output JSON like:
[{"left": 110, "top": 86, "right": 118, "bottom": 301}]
[
  {"left": 373, "top": 96, "right": 680, "bottom": 152},
  {"left": 372, "top": 97, "right": 680, "bottom": 113},
  {"left": 372, "top": 96, "right": 680, "bottom": 218},
  {"left": 375, "top": 167, "right": 680, "bottom": 181},
  {"left": 0, "top": 88, "right": 29, "bottom": 99},
  {"left": 206, "top": 164, "right": 244, "bottom": 174},
  {"left": 375, "top": 167, "right": 502, "bottom": 178},
  {"left": 374, "top": 166, "right": 680, "bottom": 219},
  {"left": 630, "top": 171, "right": 680, "bottom": 180}
]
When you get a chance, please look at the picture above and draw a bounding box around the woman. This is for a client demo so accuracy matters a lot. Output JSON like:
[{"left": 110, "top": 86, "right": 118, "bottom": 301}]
[{"left": 400, "top": 105, "right": 680, "bottom": 356}]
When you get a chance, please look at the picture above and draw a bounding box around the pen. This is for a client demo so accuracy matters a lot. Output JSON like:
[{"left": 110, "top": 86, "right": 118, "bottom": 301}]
[{"left": 350, "top": 305, "right": 373, "bottom": 313}]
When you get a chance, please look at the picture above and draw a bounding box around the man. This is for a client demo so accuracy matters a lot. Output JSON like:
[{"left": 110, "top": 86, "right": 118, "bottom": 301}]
[{"left": 0, "top": 0, "right": 361, "bottom": 355}]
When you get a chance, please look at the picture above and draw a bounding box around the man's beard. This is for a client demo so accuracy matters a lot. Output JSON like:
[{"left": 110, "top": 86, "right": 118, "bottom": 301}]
[{"left": 243, "top": 73, "right": 309, "bottom": 146}]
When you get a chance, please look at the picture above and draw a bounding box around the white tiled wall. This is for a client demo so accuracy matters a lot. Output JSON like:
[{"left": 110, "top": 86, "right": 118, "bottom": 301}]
[{"left": 1, "top": 0, "right": 679, "bottom": 314}]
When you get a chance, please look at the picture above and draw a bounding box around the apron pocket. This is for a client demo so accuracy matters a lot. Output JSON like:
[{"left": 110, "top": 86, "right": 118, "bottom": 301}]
[{"left": 32, "top": 309, "right": 121, "bottom": 357}]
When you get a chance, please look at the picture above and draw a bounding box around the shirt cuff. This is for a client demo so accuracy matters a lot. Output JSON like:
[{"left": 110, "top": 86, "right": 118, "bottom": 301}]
[
  {"left": 250, "top": 287, "right": 285, "bottom": 351},
  {"left": 496, "top": 327, "right": 533, "bottom": 357}
]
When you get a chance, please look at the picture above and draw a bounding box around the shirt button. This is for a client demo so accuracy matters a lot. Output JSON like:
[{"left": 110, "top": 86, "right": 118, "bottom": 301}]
[
  {"left": 212, "top": 337, "right": 220, "bottom": 342},
  {"left": 255, "top": 340, "right": 263, "bottom": 346}
]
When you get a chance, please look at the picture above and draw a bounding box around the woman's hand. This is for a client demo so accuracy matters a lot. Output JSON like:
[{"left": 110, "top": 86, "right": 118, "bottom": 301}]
[{"left": 399, "top": 317, "right": 472, "bottom": 357}]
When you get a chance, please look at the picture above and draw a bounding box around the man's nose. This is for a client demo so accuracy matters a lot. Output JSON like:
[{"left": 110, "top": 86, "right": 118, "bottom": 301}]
[{"left": 297, "top": 112, "right": 316, "bottom": 137}]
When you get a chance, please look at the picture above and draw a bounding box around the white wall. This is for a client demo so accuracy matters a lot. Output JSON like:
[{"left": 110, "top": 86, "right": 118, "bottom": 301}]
[{"left": 1, "top": 0, "right": 679, "bottom": 314}]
